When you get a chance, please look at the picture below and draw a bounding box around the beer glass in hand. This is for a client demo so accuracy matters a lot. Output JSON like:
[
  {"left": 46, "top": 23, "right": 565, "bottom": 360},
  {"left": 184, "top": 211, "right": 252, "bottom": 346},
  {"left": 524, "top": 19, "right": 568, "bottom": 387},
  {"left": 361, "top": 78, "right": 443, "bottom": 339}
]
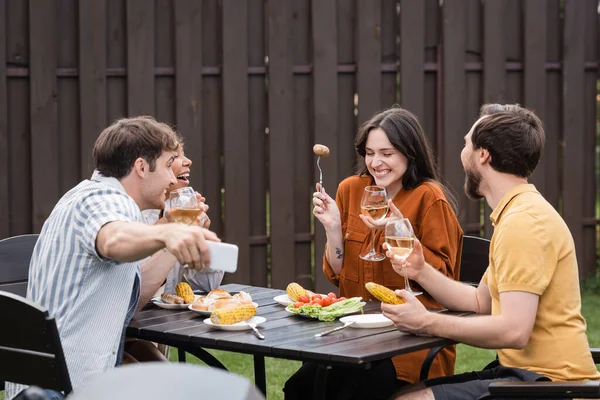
[
  {"left": 385, "top": 218, "right": 422, "bottom": 296},
  {"left": 359, "top": 185, "right": 388, "bottom": 261},
  {"left": 166, "top": 187, "right": 201, "bottom": 225}
]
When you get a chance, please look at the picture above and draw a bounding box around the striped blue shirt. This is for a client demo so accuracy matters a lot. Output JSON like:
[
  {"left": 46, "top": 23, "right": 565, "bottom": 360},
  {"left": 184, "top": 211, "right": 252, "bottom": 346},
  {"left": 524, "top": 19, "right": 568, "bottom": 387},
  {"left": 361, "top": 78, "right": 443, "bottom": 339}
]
[{"left": 6, "top": 171, "right": 142, "bottom": 399}]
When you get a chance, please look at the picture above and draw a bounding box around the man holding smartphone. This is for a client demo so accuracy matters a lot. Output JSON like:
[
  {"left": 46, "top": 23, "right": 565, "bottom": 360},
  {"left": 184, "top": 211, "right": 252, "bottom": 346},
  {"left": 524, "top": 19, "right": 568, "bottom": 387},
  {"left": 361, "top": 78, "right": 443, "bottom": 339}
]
[{"left": 6, "top": 116, "right": 220, "bottom": 399}]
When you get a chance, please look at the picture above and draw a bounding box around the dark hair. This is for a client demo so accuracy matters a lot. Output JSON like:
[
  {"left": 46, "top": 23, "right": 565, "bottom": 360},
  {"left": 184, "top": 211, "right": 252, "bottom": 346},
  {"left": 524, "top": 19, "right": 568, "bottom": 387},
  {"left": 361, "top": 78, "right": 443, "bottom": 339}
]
[
  {"left": 473, "top": 104, "right": 545, "bottom": 177},
  {"left": 354, "top": 106, "right": 459, "bottom": 212},
  {"left": 93, "top": 116, "right": 181, "bottom": 179}
]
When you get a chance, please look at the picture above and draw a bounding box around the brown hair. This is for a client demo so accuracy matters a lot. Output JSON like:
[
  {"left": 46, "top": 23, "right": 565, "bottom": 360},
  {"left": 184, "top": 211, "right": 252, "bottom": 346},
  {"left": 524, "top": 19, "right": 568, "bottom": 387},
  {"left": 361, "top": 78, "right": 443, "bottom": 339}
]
[
  {"left": 354, "top": 106, "right": 459, "bottom": 213},
  {"left": 473, "top": 104, "right": 545, "bottom": 177},
  {"left": 93, "top": 116, "right": 181, "bottom": 179}
]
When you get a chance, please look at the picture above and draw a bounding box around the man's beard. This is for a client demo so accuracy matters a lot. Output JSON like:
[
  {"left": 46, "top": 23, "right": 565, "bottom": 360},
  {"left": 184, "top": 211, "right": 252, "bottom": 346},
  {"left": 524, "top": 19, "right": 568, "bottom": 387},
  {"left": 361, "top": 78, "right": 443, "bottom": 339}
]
[{"left": 464, "top": 168, "right": 483, "bottom": 200}]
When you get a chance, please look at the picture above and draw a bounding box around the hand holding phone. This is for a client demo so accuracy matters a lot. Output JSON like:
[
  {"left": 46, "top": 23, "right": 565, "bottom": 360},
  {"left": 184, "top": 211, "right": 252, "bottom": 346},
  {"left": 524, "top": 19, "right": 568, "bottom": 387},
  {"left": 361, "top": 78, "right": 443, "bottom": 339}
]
[{"left": 204, "top": 241, "right": 238, "bottom": 273}]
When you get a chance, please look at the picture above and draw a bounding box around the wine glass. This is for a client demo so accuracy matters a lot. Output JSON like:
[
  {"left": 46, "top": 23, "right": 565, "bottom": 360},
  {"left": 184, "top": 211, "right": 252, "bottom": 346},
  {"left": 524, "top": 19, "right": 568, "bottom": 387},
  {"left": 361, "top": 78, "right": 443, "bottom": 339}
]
[
  {"left": 359, "top": 185, "right": 388, "bottom": 261},
  {"left": 166, "top": 187, "right": 200, "bottom": 225},
  {"left": 384, "top": 218, "right": 422, "bottom": 296}
]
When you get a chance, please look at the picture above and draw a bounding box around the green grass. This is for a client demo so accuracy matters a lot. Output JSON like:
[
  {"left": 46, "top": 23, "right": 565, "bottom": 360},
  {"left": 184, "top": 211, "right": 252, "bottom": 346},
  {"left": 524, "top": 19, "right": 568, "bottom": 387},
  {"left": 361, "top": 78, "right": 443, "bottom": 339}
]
[{"left": 2, "top": 279, "right": 599, "bottom": 400}]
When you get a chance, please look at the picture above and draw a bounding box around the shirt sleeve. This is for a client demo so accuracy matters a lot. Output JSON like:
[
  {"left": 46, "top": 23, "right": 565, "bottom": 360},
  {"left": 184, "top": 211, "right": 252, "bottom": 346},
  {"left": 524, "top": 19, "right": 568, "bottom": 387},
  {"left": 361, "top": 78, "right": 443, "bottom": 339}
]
[
  {"left": 419, "top": 199, "right": 462, "bottom": 280},
  {"left": 492, "top": 213, "right": 556, "bottom": 295},
  {"left": 74, "top": 189, "right": 141, "bottom": 261}
]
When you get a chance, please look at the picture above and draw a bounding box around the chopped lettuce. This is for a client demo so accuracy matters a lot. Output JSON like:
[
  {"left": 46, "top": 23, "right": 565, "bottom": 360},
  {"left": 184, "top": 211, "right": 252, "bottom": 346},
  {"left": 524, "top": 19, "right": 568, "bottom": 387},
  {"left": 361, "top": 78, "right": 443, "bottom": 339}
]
[{"left": 286, "top": 297, "right": 366, "bottom": 322}]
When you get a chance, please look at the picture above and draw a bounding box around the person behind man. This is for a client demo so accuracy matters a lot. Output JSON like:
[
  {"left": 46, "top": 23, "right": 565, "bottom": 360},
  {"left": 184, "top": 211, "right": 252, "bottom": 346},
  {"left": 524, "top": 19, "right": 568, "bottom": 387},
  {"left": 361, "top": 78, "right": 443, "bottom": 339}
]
[
  {"left": 6, "top": 116, "right": 219, "bottom": 399},
  {"left": 382, "top": 104, "right": 600, "bottom": 400}
]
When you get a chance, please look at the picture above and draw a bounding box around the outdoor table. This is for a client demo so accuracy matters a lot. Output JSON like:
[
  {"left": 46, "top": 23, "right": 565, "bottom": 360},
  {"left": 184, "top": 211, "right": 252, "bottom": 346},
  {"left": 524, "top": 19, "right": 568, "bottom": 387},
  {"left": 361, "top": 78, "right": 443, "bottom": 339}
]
[{"left": 127, "top": 284, "right": 467, "bottom": 399}]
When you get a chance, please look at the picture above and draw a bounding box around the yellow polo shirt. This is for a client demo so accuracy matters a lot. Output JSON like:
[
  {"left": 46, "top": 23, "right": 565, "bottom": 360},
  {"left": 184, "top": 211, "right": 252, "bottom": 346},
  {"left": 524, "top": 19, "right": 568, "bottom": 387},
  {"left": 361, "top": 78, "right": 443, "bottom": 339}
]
[{"left": 482, "top": 184, "right": 599, "bottom": 381}]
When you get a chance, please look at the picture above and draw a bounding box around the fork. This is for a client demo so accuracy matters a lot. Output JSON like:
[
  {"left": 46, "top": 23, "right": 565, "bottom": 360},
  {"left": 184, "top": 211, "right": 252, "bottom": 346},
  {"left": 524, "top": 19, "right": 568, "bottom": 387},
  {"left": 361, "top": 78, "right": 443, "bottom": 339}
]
[
  {"left": 245, "top": 321, "right": 265, "bottom": 340},
  {"left": 317, "top": 156, "right": 324, "bottom": 193},
  {"left": 314, "top": 321, "right": 355, "bottom": 337}
]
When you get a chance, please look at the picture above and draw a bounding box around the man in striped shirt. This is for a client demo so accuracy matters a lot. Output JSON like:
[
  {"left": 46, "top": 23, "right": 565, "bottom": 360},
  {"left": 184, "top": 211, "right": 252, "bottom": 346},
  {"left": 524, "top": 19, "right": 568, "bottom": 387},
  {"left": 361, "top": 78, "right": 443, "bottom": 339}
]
[{"left": 6, "top": 116, "right": 219, "bottom": 399}]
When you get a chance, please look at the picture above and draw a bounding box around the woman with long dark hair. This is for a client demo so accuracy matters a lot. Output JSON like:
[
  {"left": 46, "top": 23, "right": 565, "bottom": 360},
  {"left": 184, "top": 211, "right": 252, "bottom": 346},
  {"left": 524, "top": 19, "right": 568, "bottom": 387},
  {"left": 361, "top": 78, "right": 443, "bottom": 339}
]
[{"left": 284, "top": 107, "right": 463, "bottom": 400}]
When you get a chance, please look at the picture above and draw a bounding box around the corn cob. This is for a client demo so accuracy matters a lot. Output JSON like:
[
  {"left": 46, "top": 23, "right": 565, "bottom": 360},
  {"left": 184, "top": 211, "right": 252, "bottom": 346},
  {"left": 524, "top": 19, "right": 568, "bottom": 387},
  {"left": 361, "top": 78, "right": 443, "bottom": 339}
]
[
  {"left": 210, "top": 304, "right": 257, "bottom": 325},
  {"left": 175, "top": 282, "right": 195, "bottom": 304},
  {"left": 286, "top": 282, "right": 308, "bottom": 302},
  {"left": 365, "top": 282, "right": 405, "bottom": 304}
]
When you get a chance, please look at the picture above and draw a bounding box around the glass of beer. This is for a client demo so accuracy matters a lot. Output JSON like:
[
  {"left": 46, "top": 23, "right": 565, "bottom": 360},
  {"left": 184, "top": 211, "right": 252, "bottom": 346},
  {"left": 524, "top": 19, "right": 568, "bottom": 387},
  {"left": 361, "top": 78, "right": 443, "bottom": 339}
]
[
  {"left": 166, "top": 187, "right": 202, "bottom": 225},
  {"left": 385, "top": 218, "right": 422, "bottom": 296},
  {"left": 359, "top": 185, "right": 388, "bottom": 261}
]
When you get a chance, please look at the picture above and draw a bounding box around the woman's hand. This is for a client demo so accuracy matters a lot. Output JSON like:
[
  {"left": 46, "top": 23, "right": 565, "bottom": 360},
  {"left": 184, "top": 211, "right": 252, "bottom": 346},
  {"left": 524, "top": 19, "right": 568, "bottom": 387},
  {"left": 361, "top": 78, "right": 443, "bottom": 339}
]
[
  {"left": 359, "top": 199, "right": 404, "bottom": 230},
  {"left": 384, "top": 238, "right": 426, "bottom": 282},
  {"left": 195, "top": 193, "right": 211, "bottom": 229},
  {"left": 312, "top": 183, "right": 341, "bottom": 231}
]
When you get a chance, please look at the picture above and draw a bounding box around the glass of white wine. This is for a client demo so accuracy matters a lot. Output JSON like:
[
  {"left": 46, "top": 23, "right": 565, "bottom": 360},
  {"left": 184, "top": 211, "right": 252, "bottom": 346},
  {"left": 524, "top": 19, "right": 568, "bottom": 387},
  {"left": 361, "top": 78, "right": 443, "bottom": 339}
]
[
  {"left": 359, "top": 185, "right": 389, "bottom": 261},
  {"left": 166, "top": 187, "right": 201, "bottom": 225},
  {"left": 385, "top": 218, "right": 422, "bottom": 296}
]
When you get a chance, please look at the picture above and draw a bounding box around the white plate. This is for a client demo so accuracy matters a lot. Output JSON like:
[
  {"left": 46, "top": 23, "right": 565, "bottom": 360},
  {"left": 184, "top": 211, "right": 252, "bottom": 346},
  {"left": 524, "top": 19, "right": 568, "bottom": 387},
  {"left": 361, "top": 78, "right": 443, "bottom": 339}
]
[
  {"left": 188, "top": 302, "right": 259, "bottom": 317},
  {"left": 203, "top": 316, "right": 266, "bottom": 331},
  {"left": 339, "top": 313, "right": 393, "bottom": 329},
  {"left": 273, "top": 294, "right": 293, "bottom": 306},
  {"left": 151, "top": 294, "right": 201, "bottom": 310}
]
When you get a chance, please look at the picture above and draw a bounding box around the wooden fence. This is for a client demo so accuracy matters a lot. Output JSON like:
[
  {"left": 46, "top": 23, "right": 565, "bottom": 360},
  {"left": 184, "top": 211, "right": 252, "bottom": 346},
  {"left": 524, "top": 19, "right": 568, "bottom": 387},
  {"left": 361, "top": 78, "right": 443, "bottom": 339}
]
[{"left": 1, "top": 0, "right": 598, "bottom": 293}]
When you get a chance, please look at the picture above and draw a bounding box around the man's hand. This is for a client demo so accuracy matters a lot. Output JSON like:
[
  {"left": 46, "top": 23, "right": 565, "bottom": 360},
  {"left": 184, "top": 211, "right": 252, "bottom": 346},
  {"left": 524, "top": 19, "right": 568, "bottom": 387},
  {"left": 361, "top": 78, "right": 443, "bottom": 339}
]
[
  {"left": 381, "top": 290, "right": 430, "bottom": 334},
  {"left": 162, "top": 224, "right": 220, "bottom": 270},
  {"left": 359, "top": 200, "right": 404, "bottom": 230},
  {"left": 384, "top": 238, "right": 427, "bottom": 282}
]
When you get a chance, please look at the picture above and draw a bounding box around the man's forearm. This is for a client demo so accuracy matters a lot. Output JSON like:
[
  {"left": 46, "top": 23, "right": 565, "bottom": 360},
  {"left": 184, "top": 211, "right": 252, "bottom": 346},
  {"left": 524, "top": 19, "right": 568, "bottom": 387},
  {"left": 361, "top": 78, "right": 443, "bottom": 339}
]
[
  {"left": 137, "top": 249, "right": 177, "bottom": 311},
  {"left": 425, "top": 312, "right": 527, "bottom": 349},
  {"left": 98, "top": 221, "right": 168, "bottom": 262},
  {"left": 417, "top": 264, "right": 481, "bottom": 312}
]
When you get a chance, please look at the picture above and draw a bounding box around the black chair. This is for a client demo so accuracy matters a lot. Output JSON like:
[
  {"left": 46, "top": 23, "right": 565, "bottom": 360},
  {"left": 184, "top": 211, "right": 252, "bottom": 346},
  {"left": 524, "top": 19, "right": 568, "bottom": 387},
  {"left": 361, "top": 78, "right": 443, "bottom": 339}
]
[
  {"left": 66, "top": 362, "right": 264, "bottom": 400},
  {"left": 459, "top": 235, "right": 490, "bottom": 287},
  {"left": 419, "top": 235, "right": 491, "bottom": 380},
  {"left": 0, "top": 234, "right": 39, "bottom": 296},
  {"left": 0, "top": 290, "right": 72, "bottom": 396},
  {"left": 481, "top": 350, "right": 600, "bottom": 398}
]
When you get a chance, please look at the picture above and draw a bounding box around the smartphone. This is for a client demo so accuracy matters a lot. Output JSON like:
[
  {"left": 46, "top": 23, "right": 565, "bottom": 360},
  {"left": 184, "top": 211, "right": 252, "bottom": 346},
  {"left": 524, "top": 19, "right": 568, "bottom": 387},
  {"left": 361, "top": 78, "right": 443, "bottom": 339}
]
[{"left": 206, "top": 241, "right": 238, "bottom": 273}]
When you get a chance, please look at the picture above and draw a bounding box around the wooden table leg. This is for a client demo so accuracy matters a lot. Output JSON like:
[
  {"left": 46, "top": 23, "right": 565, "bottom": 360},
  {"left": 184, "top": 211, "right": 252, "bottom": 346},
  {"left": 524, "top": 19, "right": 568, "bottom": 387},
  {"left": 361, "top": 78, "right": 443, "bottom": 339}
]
[
  {"left": 254, "top": 355, "right": 267, "bottom": 396},
  {"left": 313, "top": 364, "right": 331, "bottom": 400}
]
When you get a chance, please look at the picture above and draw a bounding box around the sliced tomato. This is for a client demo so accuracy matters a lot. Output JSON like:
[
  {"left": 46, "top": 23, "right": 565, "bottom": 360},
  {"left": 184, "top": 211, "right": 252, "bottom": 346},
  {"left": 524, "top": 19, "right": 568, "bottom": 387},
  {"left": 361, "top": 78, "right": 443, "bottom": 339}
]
[
  {"left": 293, "top": 302, "right": 303, "bottom": 308},
  {"left": 311, "top": 294, "right": 323, "bottom": 300},
  {"left": 327, "top": 292, "right": 337, "bottom": 299},
  {"left": 321, "top": 297, "right": 332, "bottom": 307}
]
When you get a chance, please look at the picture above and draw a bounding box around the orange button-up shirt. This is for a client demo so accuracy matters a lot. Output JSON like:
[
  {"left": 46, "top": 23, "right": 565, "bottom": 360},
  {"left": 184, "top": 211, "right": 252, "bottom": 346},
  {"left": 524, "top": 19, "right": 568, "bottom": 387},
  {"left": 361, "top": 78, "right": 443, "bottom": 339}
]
[{"left": 322, "top": 175, "right": 463, "bottom": 383}]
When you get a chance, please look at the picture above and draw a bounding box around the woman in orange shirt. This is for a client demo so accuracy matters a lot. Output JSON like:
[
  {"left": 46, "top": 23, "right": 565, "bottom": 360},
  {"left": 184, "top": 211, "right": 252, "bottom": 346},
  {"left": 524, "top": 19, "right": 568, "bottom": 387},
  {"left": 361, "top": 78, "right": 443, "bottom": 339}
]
[{"left": 284, "top": 107, "right": 463, "bottom": 400}]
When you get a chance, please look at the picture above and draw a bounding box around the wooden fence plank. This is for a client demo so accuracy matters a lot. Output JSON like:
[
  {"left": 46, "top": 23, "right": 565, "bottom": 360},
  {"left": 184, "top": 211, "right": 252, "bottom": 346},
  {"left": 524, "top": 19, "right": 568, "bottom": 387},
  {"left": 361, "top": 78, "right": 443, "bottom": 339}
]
[
  {"left": 29, "top": 0, "right": 59, "bottom": 232},
  {"left": 174, "top": 0, "right": 203, "bottom": 190},
  {"left": 126, "top": 0, "right": 154, "bottom": 116},
  {"left": 312, "top": 0, "right": 338, "bottom": 294},
  {"left": 79, "top": 0, "right": 107, "bottom": 178},
  {"left": 154, "top": 0, "right": 174, "bottom": 125},
  {"left": 441, "top": 0, "right": 468, "bottom": 227},
  {"left": 0, "top": 0, "right": 8, "bottom": 238},
  {"left": 292, "top": 0, "right": 313, "bottom": 291},
  {"left": 222, "top": 0, "right": 251, "bottom": 285},
  {"left": 562, "top": 0, "right": 586, "bottom": 273},
  {"left": 247, "top": 0, "right": 268, "bottom": 287},
  {"left": 107, "top": 0, "right": 127, "bottom": 123},
  {"left": 524, "top": 0, "right": 547, "bottom": 196},
  {"left": 465, "top": 0, "right": 484, "bottom": 236},
  {"left": 357, "top": 0, "right": 382, "bottom": 123},
  {"left": 337, "top": 0, "right": 357, "bottom": 179},
  {"left": 380, "top": 0, "right": 397, "bottom": 108},
  {"left": 544, "top": 0, "right": 561, "bottom": 209},
  {"left": 400, "top": 0, "right": 425, "bottom": 120},
  {"left": 582, "top": 0, "right": 597, "bottom": 278},
  {"left": 423, "top": 0, "right": 439, "bottom": 153},
  {"left": 200, "top": 0, "right": 222, "bottom": 237},
  {"left": 268, "top": 0, "right": 296, "bottom": 290}
]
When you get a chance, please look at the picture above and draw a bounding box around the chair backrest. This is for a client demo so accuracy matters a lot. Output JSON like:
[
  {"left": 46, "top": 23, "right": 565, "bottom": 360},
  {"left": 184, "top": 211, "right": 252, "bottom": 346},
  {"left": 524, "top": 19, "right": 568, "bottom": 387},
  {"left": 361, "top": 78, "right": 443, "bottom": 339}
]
[
  {"left": 0, "top": 291, "right": 72, "bottom": 394},
  {"left": 67, "top": 362, "right": 265, "bottom": 400},
  {"left": 460, "top": 235, "right": 491, "bottom": 286},
  {"left": 0, "top": 234, "right": 39, "bottom": 296}
]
